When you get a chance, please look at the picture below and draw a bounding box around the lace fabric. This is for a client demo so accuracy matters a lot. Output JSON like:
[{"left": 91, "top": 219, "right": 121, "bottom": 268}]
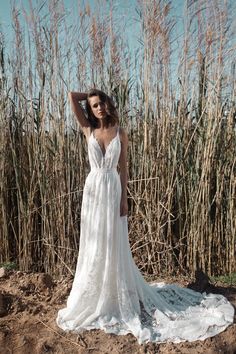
[{"left": 56, "top": 126, "right": 234, "bottom": 344}]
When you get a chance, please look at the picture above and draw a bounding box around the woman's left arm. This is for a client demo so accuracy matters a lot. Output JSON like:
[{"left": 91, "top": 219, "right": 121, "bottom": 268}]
[{"left": 118, "top": 128, "right": 129, "bottom": 217}]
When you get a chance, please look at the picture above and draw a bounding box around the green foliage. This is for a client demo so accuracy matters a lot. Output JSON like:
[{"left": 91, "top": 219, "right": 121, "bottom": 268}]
[
  {"left": 210, "top": 274, "right": 236, "bottom": 286},
  {"left": 0, "top": 262, "right": 18, "bottom": 270}
]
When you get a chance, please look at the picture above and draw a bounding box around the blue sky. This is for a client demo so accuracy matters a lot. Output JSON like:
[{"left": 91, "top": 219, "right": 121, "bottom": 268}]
[
  {"left": 0, "top": 0, "right": 184, "bottom": 55},
  {"left": 0, "top": 0, "right": 185, "bottom": 92},
  {"left": 0, "top": 1, "right": 140, "bottom": 43},
  {"left": 1, "top": 1, "right": 235, "bottom": 104}
]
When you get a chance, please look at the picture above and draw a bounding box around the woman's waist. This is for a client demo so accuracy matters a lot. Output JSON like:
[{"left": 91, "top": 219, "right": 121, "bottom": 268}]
[{"left": 89, "top": 166, "right": 118, "bottom": 174}]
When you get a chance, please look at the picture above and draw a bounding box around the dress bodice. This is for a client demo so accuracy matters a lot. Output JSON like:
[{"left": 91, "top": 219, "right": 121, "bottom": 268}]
[{"left": 88, "top": 127, "right": 121, "bottom": 169}]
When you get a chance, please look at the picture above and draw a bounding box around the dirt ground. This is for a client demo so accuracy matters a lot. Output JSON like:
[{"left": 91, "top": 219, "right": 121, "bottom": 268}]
[{"left": 0, "top": 268, "right": 235, "bottom": 354}]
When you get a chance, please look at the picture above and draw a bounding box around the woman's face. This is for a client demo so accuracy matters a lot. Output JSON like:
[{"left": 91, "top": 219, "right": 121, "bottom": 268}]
[{"left": 88, "top": 95, "right": 107, "bottom": 120}]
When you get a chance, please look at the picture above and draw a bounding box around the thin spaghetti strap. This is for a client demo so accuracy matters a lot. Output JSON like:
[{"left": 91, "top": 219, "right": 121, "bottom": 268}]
[{"left": 90, "top": 127, "right": 94, "bottom": 137}]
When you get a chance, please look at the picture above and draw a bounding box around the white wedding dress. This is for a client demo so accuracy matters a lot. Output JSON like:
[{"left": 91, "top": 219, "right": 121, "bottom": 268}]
[{"left": 56, "top": 126, "right": 234, "bottom": 344}]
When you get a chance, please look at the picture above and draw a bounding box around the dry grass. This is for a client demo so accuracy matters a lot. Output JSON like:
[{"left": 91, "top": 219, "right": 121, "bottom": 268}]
[{"left": 0, "top": 0, "right": 235, "bottom": 277}]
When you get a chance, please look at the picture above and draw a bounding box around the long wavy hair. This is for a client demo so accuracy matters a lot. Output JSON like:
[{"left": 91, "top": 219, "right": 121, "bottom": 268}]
[{"left": 85, "top": 89, "right": 119, "bottom": 128}]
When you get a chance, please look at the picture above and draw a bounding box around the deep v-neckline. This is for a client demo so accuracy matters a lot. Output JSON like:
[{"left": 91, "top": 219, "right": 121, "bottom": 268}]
[{"left": 91, "top": 127, "right": 119, "bottom": 158}]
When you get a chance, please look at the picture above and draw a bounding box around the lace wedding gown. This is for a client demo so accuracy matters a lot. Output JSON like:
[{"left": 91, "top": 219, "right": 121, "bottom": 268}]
[{"left": 56, "top": 126, "right": 234, "bottom": 344}]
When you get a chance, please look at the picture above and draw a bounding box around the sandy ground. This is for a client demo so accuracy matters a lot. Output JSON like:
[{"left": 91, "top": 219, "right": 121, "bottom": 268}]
[{"left": 0, "top": 269, "right": 235, "bottom": 354}]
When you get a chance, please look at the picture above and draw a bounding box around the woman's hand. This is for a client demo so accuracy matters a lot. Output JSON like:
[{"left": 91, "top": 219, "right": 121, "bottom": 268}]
[{"left": 120, "top": 196, "right": 128, "bottom": 217}]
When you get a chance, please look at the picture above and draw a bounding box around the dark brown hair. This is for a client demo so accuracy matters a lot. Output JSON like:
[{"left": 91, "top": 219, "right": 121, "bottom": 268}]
[{"left": 85, "top": 89, "right": 119, "bottom": 127}]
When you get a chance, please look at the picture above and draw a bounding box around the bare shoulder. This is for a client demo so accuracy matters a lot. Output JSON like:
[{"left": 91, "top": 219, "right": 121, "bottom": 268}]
[{"left": 119, "top": 127, "right": 128, "bottom": 144}]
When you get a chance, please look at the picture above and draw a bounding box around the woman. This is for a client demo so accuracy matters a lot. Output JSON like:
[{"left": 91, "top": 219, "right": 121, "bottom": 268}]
[{"left": 56, "top": 88, "right": 234, "bottom": 344}]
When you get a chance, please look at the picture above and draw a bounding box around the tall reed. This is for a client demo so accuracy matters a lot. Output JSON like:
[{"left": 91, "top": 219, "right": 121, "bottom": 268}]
[{"left": 0, "top": 0, "right": 235, "bottom": 277}]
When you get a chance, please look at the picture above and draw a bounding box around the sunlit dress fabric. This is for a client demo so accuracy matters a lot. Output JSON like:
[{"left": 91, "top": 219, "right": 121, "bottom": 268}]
[{"left": 56, "top": 127, "right": 234, "bottom": 344}]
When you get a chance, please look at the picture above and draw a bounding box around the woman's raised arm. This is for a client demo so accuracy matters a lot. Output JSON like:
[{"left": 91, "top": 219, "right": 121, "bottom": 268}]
[{"left": 68, "top": 92, "right": 91, "bottom": 137}]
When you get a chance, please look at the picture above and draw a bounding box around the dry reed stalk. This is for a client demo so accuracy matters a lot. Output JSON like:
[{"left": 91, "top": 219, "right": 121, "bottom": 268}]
[{"left": 0, "top": 0, "right": 235, "bottom": 277}]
